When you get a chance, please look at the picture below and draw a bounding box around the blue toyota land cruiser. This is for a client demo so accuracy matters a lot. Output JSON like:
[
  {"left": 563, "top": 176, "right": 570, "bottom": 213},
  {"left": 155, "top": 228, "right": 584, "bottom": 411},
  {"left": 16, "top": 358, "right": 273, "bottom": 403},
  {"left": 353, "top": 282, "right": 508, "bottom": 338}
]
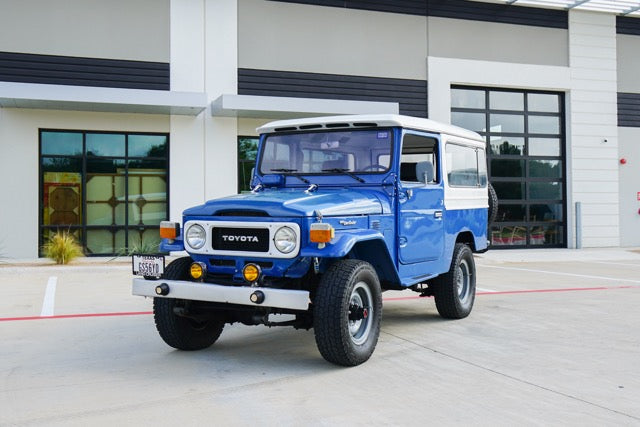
[{"left": 132, "top": 114, "right": 494, "bottom": 366}]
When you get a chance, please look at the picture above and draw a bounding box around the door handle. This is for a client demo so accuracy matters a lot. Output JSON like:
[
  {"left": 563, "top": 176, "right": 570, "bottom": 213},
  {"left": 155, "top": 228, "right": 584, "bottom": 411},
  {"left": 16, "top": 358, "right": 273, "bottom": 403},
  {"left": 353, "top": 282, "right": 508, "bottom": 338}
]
[{"left": 434, "top": 210, "right": 443, "bottom": 219}]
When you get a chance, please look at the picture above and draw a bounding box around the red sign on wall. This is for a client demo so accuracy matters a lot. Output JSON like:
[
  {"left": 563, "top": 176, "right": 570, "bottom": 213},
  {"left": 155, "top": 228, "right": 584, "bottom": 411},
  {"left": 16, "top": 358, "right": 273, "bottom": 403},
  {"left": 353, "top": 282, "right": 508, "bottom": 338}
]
[{"left": 637, "top": 192, "right": 640, "bottom": 201}]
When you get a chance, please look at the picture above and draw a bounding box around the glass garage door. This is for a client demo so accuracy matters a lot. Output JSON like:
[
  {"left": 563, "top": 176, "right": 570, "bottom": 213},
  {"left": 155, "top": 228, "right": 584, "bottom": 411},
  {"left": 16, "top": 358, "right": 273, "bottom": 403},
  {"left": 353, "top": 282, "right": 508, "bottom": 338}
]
[{"left": 451, "top": 87, "right": 566, "bottom": 248}]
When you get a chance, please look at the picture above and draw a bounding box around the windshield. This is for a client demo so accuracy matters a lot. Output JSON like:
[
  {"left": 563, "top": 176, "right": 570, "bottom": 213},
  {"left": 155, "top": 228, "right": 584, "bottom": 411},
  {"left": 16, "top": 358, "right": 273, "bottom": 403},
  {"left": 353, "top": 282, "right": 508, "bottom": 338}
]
[{"left": 259, "top": 129, "right": 393, "bottom": 176}]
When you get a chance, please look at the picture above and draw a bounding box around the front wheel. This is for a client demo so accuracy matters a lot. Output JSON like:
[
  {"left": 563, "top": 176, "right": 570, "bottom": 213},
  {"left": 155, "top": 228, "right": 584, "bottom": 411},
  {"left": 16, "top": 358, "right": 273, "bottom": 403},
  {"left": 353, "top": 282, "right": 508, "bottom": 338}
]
[
  {"left": 433, "top": 243, "right": 476, "bottom": 319},
  {"left": 313, "top": 259, "right": 382, "bottom": 366},
  {"left": 153, "top": 257, "right": 225, "bottom": 350}
]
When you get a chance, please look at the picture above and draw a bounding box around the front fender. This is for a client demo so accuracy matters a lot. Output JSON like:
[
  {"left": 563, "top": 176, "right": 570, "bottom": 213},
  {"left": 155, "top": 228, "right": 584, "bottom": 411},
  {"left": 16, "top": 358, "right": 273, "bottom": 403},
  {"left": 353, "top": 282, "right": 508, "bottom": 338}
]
[
  {"left": 300, "top": 229, "right": 385, "bottom": 258},
  {"left": 159, "top": 238, "right": 185, "bottom": 252}
]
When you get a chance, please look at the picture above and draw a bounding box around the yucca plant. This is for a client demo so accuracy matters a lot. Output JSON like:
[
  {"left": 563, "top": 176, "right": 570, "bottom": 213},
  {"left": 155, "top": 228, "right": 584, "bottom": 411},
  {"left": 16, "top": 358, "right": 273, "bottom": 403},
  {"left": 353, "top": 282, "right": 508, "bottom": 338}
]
[
  {"left": 112, "top": 239, "right": 160, "bottom": 260},
  {"left": 42, "top": 230, "right": 84, "bottom": 264},
  {"left": 128, "top": 239, "right": 160, "bottom": 255}
]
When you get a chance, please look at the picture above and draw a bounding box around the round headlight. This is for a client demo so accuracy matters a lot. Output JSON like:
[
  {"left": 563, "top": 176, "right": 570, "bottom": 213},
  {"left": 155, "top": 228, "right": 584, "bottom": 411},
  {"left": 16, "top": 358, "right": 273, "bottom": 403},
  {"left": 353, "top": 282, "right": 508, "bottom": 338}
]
[
  {"left": 185, "top": 224, "right": 206, "bottom": 249},
  {"left": 273, "top": 226, "right": 297, "bottom": 254}
]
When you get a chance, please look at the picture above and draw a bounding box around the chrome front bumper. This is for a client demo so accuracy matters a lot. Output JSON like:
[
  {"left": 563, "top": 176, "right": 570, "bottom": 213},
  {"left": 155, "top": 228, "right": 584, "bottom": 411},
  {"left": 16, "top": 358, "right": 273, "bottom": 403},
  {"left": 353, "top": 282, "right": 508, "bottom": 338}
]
[{"left": 132, "top": 278, "right": 310, "bottom": 311}]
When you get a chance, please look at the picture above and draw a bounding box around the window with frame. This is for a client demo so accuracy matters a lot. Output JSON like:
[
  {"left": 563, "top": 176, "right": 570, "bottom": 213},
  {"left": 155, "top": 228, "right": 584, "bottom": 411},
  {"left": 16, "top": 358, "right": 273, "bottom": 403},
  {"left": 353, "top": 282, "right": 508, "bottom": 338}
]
[
  {"left": 451, "top": 86, "right": 565, "bottom": 247},
  {"left": 446, "top": 143, "right": 487, "bottom": 187},
  {"left": 258, "top": 130, "right": 392, "bottom": 176},
  {"left": 39, "top": 130, "right": 169, "bottom": 255},
  {"left": 238, "top": 137, "right": 259, "bottom": 193},
  {"left": 399, "top": 134, "right": 438, "bottom": 184}
]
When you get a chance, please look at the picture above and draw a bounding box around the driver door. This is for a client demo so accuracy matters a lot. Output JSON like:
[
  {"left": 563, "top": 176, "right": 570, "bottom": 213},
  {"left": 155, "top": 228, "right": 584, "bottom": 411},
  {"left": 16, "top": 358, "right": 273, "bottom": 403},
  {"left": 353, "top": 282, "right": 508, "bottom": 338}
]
[{"left": 397, "top": 132, "right": 445, "bottom": 264}]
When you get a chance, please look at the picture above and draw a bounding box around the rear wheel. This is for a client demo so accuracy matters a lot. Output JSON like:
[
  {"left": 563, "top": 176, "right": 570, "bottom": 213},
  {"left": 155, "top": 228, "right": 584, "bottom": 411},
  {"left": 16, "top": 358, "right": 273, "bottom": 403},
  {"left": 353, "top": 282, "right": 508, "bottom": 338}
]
[
  {"left": 153, "top": 257, "right": 225, "bottom": 350},
  {"left": 313, "top": 259, "right": 382, "bottom": 366},
  {"left": 433, "top": 244, "right": 476, "bottom": 319}
]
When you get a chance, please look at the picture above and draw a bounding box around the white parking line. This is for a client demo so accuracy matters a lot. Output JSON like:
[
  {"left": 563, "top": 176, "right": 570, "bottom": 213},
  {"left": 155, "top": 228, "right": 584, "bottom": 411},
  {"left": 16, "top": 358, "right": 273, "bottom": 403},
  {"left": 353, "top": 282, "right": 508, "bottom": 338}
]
[
  {"left": 482, "top": 265, "right": 640, "bottom": 284},
  {"left": 588, "top": 261, "right": 640, "bottom": 267},
  {"left": 41, "top": 276, "right": 57, "bottom": 317}
]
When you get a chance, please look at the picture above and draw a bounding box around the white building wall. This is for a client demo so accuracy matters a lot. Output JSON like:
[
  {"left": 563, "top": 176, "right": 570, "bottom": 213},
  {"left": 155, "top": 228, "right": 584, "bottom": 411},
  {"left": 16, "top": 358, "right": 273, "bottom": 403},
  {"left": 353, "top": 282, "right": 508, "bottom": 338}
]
[
  {"left": 0, "top": 0, "right": 169, "bottom": 62},
  {"left": 204, "top": 0, "right": 238, "bottom": 201},
  {"left": 618, "top": 128, "right": 640, "bottom": 247},
  {"left": 568, "top": 10, "right": 619, "bottom": 247},
  {"left": 238, "top": 0, "right": 428, "bottom": 80},
  {"left": 169, "top": 0, "right": 238, "bottom": 223},
  {"left": 427, "top": 17, "right": 568, "bottom": 67},
  {"left": 616, "top": 34, "right": 640, "bottom": 93},
  {"left": 0, "top": 109, "right": 169, "bottom": 259},
  {"left": 169, "top": 0, "right": 206, "bottom": 222}
]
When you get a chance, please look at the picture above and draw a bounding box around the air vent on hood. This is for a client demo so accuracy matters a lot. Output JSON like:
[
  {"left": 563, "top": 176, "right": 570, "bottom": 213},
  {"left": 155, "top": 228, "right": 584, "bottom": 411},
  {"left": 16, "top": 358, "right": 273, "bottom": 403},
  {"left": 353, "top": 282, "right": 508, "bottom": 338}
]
[{"left": 215, "top": 210, "right": 270, "bottom": 217}]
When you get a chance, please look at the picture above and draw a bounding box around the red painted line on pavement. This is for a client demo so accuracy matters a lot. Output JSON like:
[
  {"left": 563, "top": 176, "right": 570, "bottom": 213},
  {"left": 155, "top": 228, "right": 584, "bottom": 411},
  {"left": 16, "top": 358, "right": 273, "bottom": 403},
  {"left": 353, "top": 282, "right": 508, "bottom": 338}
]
[
  {"left": 0, "top": 285, "right": 634, "bottom": 322},
  {"left": 0, "top": 311, "right": 152, "bottom": 322}
]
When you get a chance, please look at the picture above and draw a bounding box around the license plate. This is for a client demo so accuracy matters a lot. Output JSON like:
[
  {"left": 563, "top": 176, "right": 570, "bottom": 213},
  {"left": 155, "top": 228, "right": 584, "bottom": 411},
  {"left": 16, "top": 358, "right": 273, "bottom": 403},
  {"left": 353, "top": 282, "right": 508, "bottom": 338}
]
[{"left": 132, "top": 254, "right": 165, "bottom": 278}]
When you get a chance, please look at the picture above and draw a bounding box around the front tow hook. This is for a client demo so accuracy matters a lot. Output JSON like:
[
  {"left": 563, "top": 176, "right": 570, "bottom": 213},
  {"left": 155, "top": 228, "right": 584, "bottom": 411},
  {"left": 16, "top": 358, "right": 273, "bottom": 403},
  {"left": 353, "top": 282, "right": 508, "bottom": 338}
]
[{"left": 155, "top": 283, "right": 170, "bottom": 296}]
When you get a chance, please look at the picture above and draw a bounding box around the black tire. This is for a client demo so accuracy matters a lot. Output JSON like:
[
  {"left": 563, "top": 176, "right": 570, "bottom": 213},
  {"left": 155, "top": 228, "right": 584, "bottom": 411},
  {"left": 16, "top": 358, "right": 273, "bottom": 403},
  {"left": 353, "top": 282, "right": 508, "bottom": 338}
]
[
  {"left": 433, "top": 244, "right": 476, "bottom": 319},
  {"left": 313, "top": 259, "right": 382, "bottom": 366},
  {"left": 488, "top": 183, "right": 498, "bottom": 225},
  {"left": 153, "top": 257, "right": 224, "bottom": 350}
]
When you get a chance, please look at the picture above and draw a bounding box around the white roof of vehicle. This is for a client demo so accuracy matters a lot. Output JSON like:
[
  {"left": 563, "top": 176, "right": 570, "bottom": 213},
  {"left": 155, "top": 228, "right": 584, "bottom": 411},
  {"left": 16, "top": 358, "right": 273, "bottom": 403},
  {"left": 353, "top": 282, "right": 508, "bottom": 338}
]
[{"left": 257, "top": 114, "right": 484, "bottom": 143}]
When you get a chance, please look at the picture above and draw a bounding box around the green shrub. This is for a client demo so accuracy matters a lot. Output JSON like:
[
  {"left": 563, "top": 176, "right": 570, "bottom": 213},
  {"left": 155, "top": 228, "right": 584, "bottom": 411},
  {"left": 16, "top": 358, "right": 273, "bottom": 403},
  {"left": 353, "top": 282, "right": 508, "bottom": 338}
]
[
  {"left": 126, "top": 239, "right": 160, "bottom": 255},
  {"left": 113, "top": 239, "right": 160, "bottom": 259},
  {"left": 42, "top": 231, "right": 84, "bottom": 264}
]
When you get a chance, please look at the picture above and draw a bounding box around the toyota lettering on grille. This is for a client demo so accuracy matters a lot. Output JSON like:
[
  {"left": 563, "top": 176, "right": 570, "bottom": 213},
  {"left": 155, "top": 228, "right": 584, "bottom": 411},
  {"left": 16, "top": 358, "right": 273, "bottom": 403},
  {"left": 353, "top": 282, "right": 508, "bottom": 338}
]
[
  {"left": 221, "top": 235, "right": 260, "bottom": 242},
  {"left": 212, "top": 227, "right": 269, "bottom": 252}
]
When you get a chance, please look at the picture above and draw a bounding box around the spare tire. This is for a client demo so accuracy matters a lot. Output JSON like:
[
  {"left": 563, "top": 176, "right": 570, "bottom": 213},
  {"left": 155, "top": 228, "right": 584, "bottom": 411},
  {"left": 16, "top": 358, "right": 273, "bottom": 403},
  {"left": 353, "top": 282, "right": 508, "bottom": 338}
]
[{"left": 488, "top": 183, "right": 498, "bottom": 224}]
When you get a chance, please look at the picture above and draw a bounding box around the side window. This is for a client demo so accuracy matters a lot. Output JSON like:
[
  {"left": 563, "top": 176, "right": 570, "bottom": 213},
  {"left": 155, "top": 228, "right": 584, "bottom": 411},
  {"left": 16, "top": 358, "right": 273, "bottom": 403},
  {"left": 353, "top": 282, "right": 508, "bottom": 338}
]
[
  {"left": 446, "top": 143, "right": 486, "bottom": 187},
  {"left": 400, "top": 134, "right": 438, "bottom": 184}
]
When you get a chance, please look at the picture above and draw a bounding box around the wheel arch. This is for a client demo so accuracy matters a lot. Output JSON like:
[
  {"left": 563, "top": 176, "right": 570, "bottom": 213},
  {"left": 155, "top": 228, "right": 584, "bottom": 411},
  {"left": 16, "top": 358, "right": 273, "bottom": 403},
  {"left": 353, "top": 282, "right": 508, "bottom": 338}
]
[
  {"left": 347, "top": 238, "right": 400, "bottom": 288},
  {"left": 455, "top": 230, "right": 476, "bottom": 251}
]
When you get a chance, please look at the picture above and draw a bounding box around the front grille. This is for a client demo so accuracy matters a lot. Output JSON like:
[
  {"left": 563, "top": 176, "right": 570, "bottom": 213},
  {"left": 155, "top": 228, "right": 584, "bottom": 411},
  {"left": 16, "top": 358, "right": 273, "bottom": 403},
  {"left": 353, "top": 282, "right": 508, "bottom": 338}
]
[
  {"left": 210, "top": 258, "right": 236, "bottom": 267},
  {"left": 211, "top": 227, "right": 270, "bottom": 252}
]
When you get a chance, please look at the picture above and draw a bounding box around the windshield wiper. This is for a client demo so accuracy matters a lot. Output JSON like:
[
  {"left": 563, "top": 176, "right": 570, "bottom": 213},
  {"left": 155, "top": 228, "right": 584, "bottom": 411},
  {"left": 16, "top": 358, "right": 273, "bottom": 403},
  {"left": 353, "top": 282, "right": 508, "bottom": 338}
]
[
  {"left": 321, "top": 168, "right": 365, "bottom": 183},
  {"left": 270, "top": 168, "right": 311, "bottom": 184}
]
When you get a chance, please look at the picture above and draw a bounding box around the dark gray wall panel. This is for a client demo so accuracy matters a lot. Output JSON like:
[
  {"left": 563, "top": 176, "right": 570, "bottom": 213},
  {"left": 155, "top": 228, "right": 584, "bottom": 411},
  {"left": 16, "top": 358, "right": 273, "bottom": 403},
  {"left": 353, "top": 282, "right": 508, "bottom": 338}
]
[
  {"left": 617, "top": 16, "right": 640, "bottom": 36},
  {"left": 238, "top": 68, "right": 428, "bottom": 118},
  {"left": 0, "top": 51, "right": 169, "bottom": 90},
  {"left": 427, "top": 0, "right": 567, "bottom": 29},
  {"left": 269, "top": 0, "right": 426, "bottom": 15},
  {"left": 268, "top": 0, "right": 568, "bottom": 28},
  {"left": 618, "top": 93, "right": 640, "bottom": 127}
]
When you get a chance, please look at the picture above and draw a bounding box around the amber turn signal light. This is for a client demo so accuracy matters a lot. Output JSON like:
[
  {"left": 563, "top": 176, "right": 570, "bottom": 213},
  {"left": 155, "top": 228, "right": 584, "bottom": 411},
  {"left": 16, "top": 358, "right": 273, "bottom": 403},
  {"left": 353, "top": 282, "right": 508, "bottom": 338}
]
[
  {"left": 310, "top": 223, "right": 334, "bottom": 243},
  {"left": 159, "top": 221, "right": 180, "bottom": 239}
]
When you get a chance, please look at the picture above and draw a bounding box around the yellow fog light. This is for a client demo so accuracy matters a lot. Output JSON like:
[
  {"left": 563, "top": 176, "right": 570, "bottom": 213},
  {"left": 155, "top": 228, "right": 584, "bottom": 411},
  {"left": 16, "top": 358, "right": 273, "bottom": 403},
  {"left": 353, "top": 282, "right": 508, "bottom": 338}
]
[
  {"left": 243, "top": 263, "right": 261, "bottom": 284},
  {"left": 189, "top": 262, "right": 206, "bottom": 280},
  {"left": 310, "top": 223, "right": 334, "bottom": 243}
]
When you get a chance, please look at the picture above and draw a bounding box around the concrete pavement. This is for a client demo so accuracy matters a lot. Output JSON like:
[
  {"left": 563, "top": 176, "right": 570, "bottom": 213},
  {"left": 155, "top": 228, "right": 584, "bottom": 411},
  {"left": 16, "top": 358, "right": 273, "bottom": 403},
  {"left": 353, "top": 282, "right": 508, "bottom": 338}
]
[{"left": 1, "top": 249, "right": 639, "bottom": 425}]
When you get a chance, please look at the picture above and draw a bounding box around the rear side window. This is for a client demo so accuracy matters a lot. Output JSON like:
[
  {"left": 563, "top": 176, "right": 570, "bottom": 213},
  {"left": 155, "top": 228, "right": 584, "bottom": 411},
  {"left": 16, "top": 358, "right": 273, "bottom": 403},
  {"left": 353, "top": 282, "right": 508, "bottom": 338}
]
[{"left": 446, "top": 143, "right": 487, "bottom": 187}]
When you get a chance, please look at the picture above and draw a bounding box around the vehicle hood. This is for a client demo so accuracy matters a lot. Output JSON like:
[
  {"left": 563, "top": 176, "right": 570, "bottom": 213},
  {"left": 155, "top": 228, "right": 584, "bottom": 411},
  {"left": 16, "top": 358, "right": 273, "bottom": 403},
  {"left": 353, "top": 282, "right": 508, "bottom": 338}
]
[{"left": 183, "top": 188, "right": 387, "bottom": 218}]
